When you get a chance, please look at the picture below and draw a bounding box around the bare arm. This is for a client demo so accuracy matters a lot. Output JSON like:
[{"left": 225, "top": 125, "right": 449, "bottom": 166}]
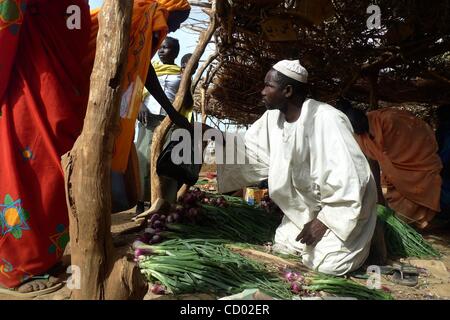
[{"left": 368, "top": 158, "right": 386, "bottom": 206}]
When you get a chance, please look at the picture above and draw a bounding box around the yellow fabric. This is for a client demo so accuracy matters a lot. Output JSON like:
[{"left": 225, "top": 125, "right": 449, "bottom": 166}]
[
  {"left": 180, "top": 108, "right": 193, "bottom": 121},
  {"left": 180, "top": 98, "right": 194, "bottom": 121},
  {"left": 142, "top": 61, "right": 180, "bottom": 100},
  {"left": 142, "top": 61, "right": 194, "bottom": 121},
  {"left": 153, "top": 60, "right": 181, "bottom": 76},
  {"left": 156, "top": 0, "right": 191, "bottom": 11}
]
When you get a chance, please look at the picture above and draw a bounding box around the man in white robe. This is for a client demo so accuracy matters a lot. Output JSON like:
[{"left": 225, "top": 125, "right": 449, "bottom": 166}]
[{"left": 217, "top": 60, "right": 377, "bottom": 275}]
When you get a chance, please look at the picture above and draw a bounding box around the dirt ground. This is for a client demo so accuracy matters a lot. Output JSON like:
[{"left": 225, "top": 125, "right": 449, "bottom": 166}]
[{"left": 386, "top": 230, "right": 450, "bottom": 300}]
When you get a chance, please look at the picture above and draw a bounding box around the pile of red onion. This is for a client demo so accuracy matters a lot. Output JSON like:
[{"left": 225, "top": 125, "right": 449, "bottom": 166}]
[
  {"left": 134, "top": 189, "right": 282, "bottom": 262},
  {"left": 135, "top": 189, "right": 229, "bottom": 249},
  {"left": 282, "top": 270, "right": 318, "bottom": 296}
]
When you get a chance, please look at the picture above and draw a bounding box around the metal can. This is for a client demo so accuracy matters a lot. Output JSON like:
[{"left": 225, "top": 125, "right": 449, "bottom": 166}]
[{"left": 245, "top": 187, "right": 258, "bottom": 206}]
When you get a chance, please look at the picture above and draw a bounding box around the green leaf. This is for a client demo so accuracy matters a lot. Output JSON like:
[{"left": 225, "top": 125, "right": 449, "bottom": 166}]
[
  {"left": 0, "top": 0, "right": 20, "bottom": 22},
  {"left": 11, "top": 228, "right": 22, "bottom": 239},
  {"left": 58, "top": 233, "right": 70, "bottom": 248},
  {"left": 4, "top": 194, "right": 13, "bottom": 205},
  {"left": 22, "top": 209, "right": 30, "bottom": 220}
]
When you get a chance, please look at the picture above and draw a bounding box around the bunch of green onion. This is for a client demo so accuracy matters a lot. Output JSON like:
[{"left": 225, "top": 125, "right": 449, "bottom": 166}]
[
  {"left": 136, "top": 239, "right": 393, "bottom": 300},
  {"left": 137, "top": 238, "right": 293, "bottom": 299},
  {"left": 163, "top": 198, "right": 281, "bottom": 244},
  {"left": 376, "top": 205, "right": 440, "bottom": 258},
  {"left": 305, "top": 274, "right": 394, "bottom": 300}
]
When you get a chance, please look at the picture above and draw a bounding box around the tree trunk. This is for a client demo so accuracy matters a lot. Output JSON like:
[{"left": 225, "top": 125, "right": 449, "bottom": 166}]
[
  {"left": 62, "top": 0, "right": 147, "bottom": 300},
  {"left": 150, "top": 0, "right": 220, "bottom": 203}
]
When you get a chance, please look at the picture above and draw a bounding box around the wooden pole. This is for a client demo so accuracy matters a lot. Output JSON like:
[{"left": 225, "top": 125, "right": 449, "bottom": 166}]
[
  {"left": 200, "top": 86, "right": 207, "bottom": 124},
  {"left": 150, "top": 0, "right": 220, "bottom": 203},
  {"left": 189, "top": 0, "right": 212, "bottom": 9},
  {"left": 192, "top": 52, "right": 219, "bottom": 93},
  {"left": 62, "top": 0, "right": 147, "bottom": 300}
]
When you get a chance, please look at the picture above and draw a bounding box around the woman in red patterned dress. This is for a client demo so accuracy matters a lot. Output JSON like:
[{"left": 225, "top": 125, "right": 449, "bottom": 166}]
[{"left": 0, "top": 0, "right": 92, "bottom": 295}]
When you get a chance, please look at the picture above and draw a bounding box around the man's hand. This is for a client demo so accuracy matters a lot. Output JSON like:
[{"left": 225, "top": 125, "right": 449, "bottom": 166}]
[
  {"left": 296, "top": 218, "right": 328, "bottom": 247},
  {"left": 138, "top": 106, "right": 151, "bottom": 126}
]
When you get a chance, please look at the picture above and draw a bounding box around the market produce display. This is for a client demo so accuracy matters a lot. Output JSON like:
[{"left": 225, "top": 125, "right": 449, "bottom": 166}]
[
  {"left": 377, "top": 205, "right": 441, "bottom": 258},
  {"left": 135, "top": 238, "right": 393, "bottom": 300},
  {"left": 304, "top": 274, "right": 393, "bottom": 300},
  {"left": 133, "top": 191, "right": 395, "bottom": 300},
  {"left": 139, "top": 189, "right": 282, "bottom": 245},
  {"left": 136, "top": 239, "right": 294, "bottom": 299}
]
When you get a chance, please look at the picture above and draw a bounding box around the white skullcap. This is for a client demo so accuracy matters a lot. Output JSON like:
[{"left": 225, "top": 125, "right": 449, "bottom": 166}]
[{"left": 272, "top": 59, "right": 308, "bottom": 83}]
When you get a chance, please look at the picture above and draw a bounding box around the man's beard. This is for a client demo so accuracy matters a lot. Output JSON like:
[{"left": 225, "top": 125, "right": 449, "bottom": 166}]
[{"left": 263, "top": 100, "right": 278, "bottom": 110}]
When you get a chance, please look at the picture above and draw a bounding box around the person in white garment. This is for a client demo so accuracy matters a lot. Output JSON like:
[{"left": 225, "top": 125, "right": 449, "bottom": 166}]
[{"left": 217, "top": 60, "right": 378, "bottom": 275}]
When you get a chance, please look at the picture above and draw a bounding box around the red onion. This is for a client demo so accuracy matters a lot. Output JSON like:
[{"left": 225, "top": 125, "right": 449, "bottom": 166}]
[
  {"left": 134, "top": 248, "right": 153, "bottom": 257},
  {"left": 150, "top": 283, "right": 166, "bottom": 295},
  {"left": 182, "top": 193, "right": 196, "bottom": 205},
  {"left": 290, "top": 282, "right": 301, "bottom": 294},
  {"left": 148, "top": 214, "right": 160, "bottom": 225},
  {"left": 218, "top": 202, "right": 227, "bottom": 208},
  {"left": 152, "top": 220, "right": 163, "bottom": 229},
  {"left": 186, "top": 207, "right": 200, "bottom": 220},
  {"left": 283, "top": 271, "right": 303, "bottom": 283},
  {"left": 150, "top": 234, "right": 162, "bottom": 244},
  {"left": 138, "top": 233, "right": 151, "bottom": 244}
]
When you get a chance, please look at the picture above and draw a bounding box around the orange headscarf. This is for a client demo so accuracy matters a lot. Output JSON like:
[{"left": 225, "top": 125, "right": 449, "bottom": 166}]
[{"left": 156, "top": 0, "right": 191, "bottom": 11}]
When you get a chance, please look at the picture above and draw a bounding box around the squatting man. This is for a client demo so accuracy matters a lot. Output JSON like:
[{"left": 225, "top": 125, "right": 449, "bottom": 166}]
[{"left": 212, "top": 59, "right": 378, "bottom": 275}]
